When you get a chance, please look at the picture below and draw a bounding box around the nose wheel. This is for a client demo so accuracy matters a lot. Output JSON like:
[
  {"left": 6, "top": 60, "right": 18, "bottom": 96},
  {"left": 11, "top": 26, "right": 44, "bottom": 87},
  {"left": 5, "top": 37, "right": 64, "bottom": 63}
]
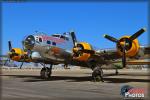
[
  {"left": 92, "top": 65, "right": 104, "bottom": 82},
  {"left": 40, "top": 64, "right": 53, "bottom": 79}
]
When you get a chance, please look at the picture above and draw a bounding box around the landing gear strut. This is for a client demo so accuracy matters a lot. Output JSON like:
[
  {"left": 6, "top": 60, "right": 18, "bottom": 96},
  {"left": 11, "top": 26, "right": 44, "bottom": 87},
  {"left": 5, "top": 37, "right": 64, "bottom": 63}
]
[
  {"left": 40, "top": 64, "right": 53, "bottom": 79},
  {"left": 115, "top": 68, "right": 119, "bottom": 75},
  {"left": 92, "top": 64, "right": 104, "bottom": 82}
]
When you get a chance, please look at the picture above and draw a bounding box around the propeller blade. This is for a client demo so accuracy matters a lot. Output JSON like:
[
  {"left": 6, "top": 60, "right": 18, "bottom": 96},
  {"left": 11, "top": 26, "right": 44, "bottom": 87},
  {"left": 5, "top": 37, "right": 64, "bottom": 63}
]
[
  {"left": 20, "top": 62, "right": 24, "bottom": 69},
  {"left": 3, "top": 58, "right": 11, "bottom": 66},
  {"left": 22, "top": 41, "right": 25, "bottom": 50},
  {"left": 0, "top": 55, "right": 9, "bottom": 66},
  {"left": 8, "top": 59, "right": 10, "bottom": 63},
  {"left": 70, "top": 31, "right": 77, "bottom": 47},
  {"left": 122, "top": 43, "right": 126, "bottom": 68},
  {"left": 4, "top": 59, "right": 8, "bottom": 66},
  {"left": 103, "top": 34, "right": 119, "bottom": 43},
  {"left": 129, "top": 28, "right": 146, "bottom": 41},
  {"left": 8, "top": 41, "right": 12, "bottom": 51}
]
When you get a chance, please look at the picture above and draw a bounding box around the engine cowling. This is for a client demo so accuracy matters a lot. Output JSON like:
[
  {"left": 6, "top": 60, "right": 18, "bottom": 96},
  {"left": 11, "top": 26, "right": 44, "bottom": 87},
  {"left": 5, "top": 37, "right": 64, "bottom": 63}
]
[
  {"left": 72, "top": 42, "right": 93, "bottom": 61},
  {"left": 8, "top": 48, "right": 31, "bottom": 62},
  {"left": 117, "top": 36, "right": 140, "bottom": 57}
]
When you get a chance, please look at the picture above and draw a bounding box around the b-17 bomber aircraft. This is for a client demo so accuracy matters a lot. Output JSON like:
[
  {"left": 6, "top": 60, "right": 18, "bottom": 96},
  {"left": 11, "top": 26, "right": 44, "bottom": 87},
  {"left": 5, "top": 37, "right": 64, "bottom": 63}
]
[{"left": 5, "top": 28, "right": 150, "bottom": 82}]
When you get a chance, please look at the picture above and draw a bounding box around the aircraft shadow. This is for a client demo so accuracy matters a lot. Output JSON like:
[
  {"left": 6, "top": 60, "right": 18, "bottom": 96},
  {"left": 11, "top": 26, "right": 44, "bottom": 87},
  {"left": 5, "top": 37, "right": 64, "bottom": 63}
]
[
  {"left": 103, "top": 77, "right": 150, "bottom": 83},
  {"left": 1, "top": 74, "right": 150, "bottom": 83},
  {"left": 0, "top": 74, "right": 91, "bottom": 82},
  {"left": 85, "top": 73, "right": 150, "bottom": 77},
  {"left": 104, "top": 73, "right": 150, "bottom": 77}
]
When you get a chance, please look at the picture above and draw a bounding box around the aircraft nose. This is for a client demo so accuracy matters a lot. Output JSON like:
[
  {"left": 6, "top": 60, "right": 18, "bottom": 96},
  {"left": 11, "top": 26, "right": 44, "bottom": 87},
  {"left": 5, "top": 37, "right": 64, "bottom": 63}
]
[{"left": 23, "top": 35, "right": 35, "bottom": 49}]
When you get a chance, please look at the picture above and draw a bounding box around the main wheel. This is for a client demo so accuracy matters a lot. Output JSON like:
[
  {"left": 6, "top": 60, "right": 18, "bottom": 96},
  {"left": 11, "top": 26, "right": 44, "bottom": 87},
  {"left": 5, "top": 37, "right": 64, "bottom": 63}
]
[
  {"left": 92, "top": 66, "right": 104, "bottom": 82},
  {"left": 40, "top": 67, "right": 52, "bottom": 79}
]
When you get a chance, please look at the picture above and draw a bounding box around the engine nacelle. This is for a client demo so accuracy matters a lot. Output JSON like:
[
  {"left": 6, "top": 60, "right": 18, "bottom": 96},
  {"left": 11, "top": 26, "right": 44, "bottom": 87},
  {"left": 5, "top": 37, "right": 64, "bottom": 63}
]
[
  {"left": 73, "top": 42, "right": 92, "bottom": 61},
  {"left": 9, "top": 48, "right": 31, "bottom": 62},
  {"left": 117, "top": 36, "right": 140, "bottom": 57}
]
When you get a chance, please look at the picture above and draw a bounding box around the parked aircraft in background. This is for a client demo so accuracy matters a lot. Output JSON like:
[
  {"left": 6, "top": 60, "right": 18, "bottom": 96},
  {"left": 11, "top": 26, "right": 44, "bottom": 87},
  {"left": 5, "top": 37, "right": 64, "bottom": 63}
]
[{"left": 4, "top": 28, "right": 150, "bottom": 81}]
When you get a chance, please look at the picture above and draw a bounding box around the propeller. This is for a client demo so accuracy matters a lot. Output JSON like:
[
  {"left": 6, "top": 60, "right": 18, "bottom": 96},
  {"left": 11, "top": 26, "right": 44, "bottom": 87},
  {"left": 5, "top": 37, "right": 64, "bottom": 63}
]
[
  {"left": 3, "top": 41, "right": 13, "bottom": 65},
  {"left": 70, "top": 31, "right": 77, "bottom": 47},
  {"left": 20, "top": 62, "right": 24, "bottom": 69},
  {"left": 103, "top": 28, "right": 146, "bottom": 68},
  {"left": 103, "top": 34, "right": 119, "bottom": 43},
  {"left": 73, "top": 43, "right": 95, "bottom": 57},
  {"left": 129, "top": 28, "right": 146, "bottom": 41},
  {"left": 19, "top": 41, "right": 28, "bottom": 69},
  {"left": 18, "top": 41, "right": 27, "bottom": 69},
  {"left": 76, "top": 44, "right": 95, "bottom": 54},
  {"left": 8, "top": 41, "right": 12, "bottom": 51},
  {"left": 7, "top": 41, "right": 26, "bottom": 69},
  {"left": 70, "top": 31, "right": 95, "bottom": 55},
  {"left": 7, "top": 41, "right": 18, "bottom": 59},
  {"left": 122, "top": 40, "right": 126, "bottom": 68},
  {"left": 4, "top": 41, "right": 15, "bottom": 66}
]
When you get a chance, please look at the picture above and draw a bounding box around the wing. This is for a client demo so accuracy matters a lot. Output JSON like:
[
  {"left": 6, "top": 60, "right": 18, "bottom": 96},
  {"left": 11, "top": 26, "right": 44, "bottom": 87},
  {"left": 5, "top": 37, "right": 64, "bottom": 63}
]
[
  {"left": 92, "top": 45, "right": 150, "bottom": 62},
  {"left": 71, "top": 45, "right": 150, "bottom": 69},
  {"left": 87, "top": 46, "right": 150, "bottom": 68},
  {"left": 95, "top": 48, "right": 120, "bottom": 61},
  {"left": 86, "top": 48, "right": 121, "bottom": 66},
  {"left": 139, "top": 46, "right": 150, "bottom": 59},
  {"left": 72, "top": 27, "right": 149, "bottom": 67}
]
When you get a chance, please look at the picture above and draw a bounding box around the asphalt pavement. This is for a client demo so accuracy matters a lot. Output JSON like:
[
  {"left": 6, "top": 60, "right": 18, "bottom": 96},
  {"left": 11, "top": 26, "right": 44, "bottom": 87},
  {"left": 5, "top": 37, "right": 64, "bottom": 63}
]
[{"left": 0, "top": 68, "right": 150, "bottom": 100}]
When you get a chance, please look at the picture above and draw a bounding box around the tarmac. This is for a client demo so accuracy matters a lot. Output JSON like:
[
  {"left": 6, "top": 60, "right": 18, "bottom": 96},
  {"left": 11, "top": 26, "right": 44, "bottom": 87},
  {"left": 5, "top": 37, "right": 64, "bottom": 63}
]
[{"left": 0, "top": 67, "right": 150, "bottom": 100}]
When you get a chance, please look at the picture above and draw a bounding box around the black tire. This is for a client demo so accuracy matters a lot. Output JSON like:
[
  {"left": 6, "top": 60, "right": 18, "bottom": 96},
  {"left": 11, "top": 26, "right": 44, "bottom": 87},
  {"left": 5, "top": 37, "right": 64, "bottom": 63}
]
[
  {"left": 40, "top": 67, "right": 51, "bottom": 79},
  {"left": 92, "top": 67, "right": 104, "bottom": 82}
]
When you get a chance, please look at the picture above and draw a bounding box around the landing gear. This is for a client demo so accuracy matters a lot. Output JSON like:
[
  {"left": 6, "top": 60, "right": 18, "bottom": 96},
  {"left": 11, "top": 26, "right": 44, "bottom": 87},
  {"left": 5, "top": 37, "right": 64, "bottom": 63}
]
[
  {"left": 92, "top": 65, "right": 104, "bottom": 82},
  {"left": 64, "top": 64, "right": 68, "bottom": 69},
  {"left": 40, "top": 64, "right": 53, "bottom": 79}
]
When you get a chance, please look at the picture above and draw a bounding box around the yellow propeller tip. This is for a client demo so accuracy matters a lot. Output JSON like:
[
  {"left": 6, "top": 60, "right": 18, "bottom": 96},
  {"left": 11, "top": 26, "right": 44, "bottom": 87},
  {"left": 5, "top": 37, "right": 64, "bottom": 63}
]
[
  {"left": 142, "top": 28, "right": 146, "bottom": 32},
  {"left": 103, "top": 34, "right": 106, "bottom": 37}
]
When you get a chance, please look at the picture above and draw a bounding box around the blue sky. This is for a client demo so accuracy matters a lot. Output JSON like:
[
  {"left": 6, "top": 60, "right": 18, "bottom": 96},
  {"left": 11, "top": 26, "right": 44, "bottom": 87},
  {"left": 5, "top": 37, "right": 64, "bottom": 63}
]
[{"left": 1, "top": 1, "right": 148, "bottom": 54}]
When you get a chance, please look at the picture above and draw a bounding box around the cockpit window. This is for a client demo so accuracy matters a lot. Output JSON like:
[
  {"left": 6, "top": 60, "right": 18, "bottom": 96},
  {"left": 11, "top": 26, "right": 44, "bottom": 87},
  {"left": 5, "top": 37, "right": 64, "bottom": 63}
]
[
  {"left": 39, "top": 38, "right": 42, "bottom": 42},
  {"left": 52, "top": 34, "right": 60, "bottom": 38},
  {"left": 52, "top": 34, "right": 69, "bottom": 41},
  {"left": 60, "top": 35, "right": 65, "bottom": 39},
  {"left": 52, "top": 42, "right": 56, "bottom": 46},
  {"left": 47, "top": 40, "right": 51, "bottom": 44},
  {"left": 60, "top": 35, "right": 69, "bottom": 41}
]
